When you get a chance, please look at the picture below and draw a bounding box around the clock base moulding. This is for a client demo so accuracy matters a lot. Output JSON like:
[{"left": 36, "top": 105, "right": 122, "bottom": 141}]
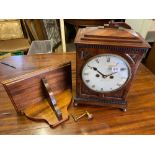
[{"left": 74, "top": 96, "right": 127, "bottom": 112}]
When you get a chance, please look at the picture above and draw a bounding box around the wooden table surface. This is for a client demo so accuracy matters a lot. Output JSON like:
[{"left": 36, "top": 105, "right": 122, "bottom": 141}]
[{"left": 1, "top": 52, "right": 155, "bottom": 135}]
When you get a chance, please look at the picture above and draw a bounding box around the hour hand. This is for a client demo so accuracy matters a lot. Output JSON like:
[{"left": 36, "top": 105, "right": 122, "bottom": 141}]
[{"left": 104, "top": 72, "right": 117, "bottom": 78}]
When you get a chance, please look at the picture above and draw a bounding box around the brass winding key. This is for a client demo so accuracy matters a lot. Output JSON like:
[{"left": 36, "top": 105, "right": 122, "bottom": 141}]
[{"left": 72, "top": 111, "right": 93, "bottom": 122}]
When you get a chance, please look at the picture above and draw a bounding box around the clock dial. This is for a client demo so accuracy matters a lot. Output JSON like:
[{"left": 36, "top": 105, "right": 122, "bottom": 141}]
[{"left": 82, "top": 54, "right": 131, "bottom": 93}]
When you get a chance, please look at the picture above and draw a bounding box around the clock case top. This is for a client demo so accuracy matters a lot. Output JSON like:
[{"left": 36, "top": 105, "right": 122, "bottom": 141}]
[
  {"left": 74, "top": 27, "right": 150, "bottom": 48},
  {"left": 74, "top": 27, "right": 150, "bottom": 109}
]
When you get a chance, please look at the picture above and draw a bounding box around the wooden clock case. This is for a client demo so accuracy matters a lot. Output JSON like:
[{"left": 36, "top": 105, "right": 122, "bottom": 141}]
[{"left": 74, "top": 26, "right": 150, "bottom": 111}]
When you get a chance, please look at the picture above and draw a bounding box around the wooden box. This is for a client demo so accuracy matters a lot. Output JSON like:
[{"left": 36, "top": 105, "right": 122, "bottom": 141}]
[{"left": 2, "top": 62, "right": 72, "bottom": 127}]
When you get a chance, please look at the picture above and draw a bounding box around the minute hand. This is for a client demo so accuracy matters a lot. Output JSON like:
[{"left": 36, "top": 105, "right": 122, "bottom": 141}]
[{"left": 88, "top": 65, "right": 107, "bottom": 78}]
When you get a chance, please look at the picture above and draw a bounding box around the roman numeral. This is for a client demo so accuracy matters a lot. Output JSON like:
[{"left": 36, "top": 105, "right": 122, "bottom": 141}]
[
  {"left": 86, "top": 80, "right": 90, "bottom": 83},
  {"left": 120, "top": 68, "right": 126, "bottom": 71},
  {"left": 117, "top": 83, "right": 121, "bottom": 87},
  {"left": 95, "top": 59, "right": 99, "bottom": 63},
  {"left": 92, "top": 85, "right": 95, "bottom": 88},
  {"left": 107, "top": 57, "right": 110, "bottom": 62},
  {"left": 84, "top": 73, "right": 89, "bottom": 76}
]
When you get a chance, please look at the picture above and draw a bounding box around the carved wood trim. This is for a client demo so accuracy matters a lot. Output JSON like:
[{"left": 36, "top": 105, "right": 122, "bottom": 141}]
[{"left": 76, "top": 44, "right": 148, "bottom": 53}]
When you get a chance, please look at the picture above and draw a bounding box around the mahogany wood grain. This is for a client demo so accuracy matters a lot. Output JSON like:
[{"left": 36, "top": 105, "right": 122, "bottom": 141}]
[
  {"left": 74, "top": 27, "right": 150, "bottom": 109},
  {"left": 2, "top": 62, "right": 72, "bottom": 113},
  {"left": 24, "top": 89, "right": 72, "bottom": 127},
  {"left": 1, "top": 52, "right": 155, "bottom": 134},
  {"left": 75, "top": 27, "right": 150, "bottom": 48}
]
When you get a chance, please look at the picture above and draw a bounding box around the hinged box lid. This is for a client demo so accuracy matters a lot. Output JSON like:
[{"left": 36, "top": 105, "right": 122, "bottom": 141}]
[{"left": 75, "top": 27, "right": 150, "bottom": 48}]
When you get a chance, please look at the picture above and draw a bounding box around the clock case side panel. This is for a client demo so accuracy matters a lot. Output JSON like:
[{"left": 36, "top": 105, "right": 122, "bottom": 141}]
[{"left": 75, "top": 44, "right": 147, "bottom": 108}]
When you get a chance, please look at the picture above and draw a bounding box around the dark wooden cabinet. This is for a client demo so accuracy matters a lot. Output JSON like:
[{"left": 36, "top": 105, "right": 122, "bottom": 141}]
[{"left": 144, "top": 42, "right": 155, "bottom": 74}]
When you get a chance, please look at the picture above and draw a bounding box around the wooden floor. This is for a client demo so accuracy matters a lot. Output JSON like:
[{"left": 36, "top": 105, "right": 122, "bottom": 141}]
[{"left": 1, "top": 52, "right": 155, "bottom": 134}]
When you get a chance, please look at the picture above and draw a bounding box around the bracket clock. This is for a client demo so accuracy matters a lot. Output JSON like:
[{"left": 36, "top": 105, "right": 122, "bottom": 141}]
[{"left": 74, "top": 25, "right": 150, "bottom": 111}]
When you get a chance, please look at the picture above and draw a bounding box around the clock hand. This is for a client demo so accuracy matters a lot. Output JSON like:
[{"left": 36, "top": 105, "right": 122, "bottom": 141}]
[
  {"left": 87, "top": 65, "right": 106, "bottom": 78},
  {"left": 104, "top": 72, "right": 118, "bottom": 78}
]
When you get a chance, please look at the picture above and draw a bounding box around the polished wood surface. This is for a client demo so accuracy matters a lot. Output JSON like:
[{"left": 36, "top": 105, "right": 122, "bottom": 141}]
[
  {"left": 2, "top": 62, "right": 72, "bottom": 113},
  {"left": 1, "top": 52, "right": 155, "bottom": 134},
  {"left": 75, "top": 27, "right": 150, "bottom": 47},
  {"left": 2, "top": 62, "right": 72, "bottom": 127},
  {"left": 24, "top": 89, "right": 72, "bottom": 127}
]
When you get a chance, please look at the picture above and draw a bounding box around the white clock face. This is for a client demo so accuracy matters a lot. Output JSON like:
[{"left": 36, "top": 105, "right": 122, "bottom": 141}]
[{"left": 82, "top": 54, "right": 131, "bottom": 93}]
